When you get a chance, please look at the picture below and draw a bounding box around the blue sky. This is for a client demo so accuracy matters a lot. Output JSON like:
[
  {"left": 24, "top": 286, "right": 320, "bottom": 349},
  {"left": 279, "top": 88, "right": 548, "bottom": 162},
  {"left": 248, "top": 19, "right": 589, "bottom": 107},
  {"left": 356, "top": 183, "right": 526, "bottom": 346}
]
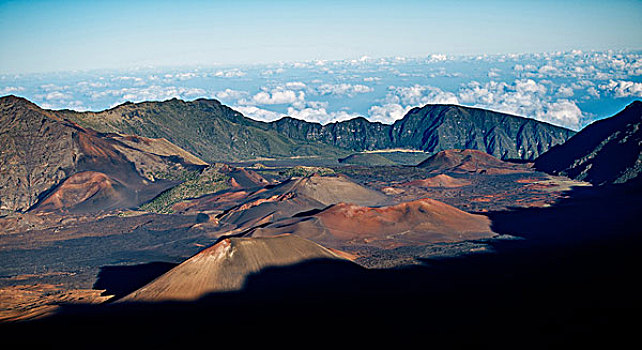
[
  {"left": 1, "top": 1, "right": 641, "bottom": 130},
  {"left": 1, "top": 0, "right": 640, "bottom": 73}
]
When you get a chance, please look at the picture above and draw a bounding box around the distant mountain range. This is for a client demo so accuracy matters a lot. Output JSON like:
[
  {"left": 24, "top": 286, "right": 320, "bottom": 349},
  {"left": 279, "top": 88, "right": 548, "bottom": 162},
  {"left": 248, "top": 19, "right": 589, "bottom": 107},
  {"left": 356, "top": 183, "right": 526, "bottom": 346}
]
[
  {"left": 8, "top": 94, "right": 638, "bottom": 214},
  {"left": 535, "top": 101, "right": 642, "bottom": 185},
  {"left": 269, "top": 105, "right": 575, "bottom": 161},
  {"left": 55, "top": 97, "right": 575, "bottom": 162}
]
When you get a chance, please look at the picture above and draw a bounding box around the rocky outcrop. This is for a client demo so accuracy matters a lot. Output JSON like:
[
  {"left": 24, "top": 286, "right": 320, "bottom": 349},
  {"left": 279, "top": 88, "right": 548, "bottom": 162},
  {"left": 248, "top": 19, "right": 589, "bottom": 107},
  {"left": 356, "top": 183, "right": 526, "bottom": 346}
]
[
  {"left": 60, "top": 98, "right": 574, "bottom": 162},
  {"left": 268, "top": 104, "right": 575, "bottom": 160},
  {"left": 0, "top": 95, "right": 204, "bottom": 212},
  {"left": 534, "top": 101, "right": 642, "bottom": 185}
]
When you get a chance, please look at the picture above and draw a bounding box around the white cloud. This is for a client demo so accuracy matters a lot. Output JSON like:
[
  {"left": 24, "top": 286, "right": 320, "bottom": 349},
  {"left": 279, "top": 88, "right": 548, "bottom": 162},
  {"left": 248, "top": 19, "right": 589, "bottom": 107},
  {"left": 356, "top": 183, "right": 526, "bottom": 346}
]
[
  {"left": 0, "top": 86, "right": 24, "bottom": 95},
  {"left": 261, "top": 68, "right": 286, "bottom": 76},
  {"left": 45, "top": 91, "right": 73, "bottom": 100},
  {"left": 514, "top": 79, "right": 548, "bottom": 94},
  {"left": 598, "top": 80, "right": 642, "bottom": 98},
  {"left": 244, "top": 89, "right": 305, "bottom": 105},
  {"left": 213, "top": 89, "right": 248, "bottom": 101},
  {"left": 367, "top": 103, "right": 411, "bottom": 123},
  {"left": 284, "top": 81, "right": 307, "bottom": 90},
  {"left": 540, "top": 100, "right": 583, "bottom": 127},
  {"left": 40, "top": 83, "right": 66, "bottom": 91},
  {"left": 587, "top": 86, "right": 600, "bottom": 98},
  {"left": 488, "top": 68, "right": 501, "bottom": 78},
  {"left": 364, "top": 84, "right": 460, "bottom": 124},
  {"left": 5, "top": 49, "right": 638, "bottom": 129},
  {"left": 570, "top": 80, "right": 595, "bottom": 90},
  {"left": 315, "top": 83, "right": 374, "bottom": 97},
  {"left": 213, "top": 69, "right": 246, "bottom": 78},
  {"left": 538, "top": 64, "right": 559, "bottom": 76},
  {"left": 286, "top": 106, "right": 330, "bottom": 123},
  {"left": 427, "top": 54, "right": 448, "bottom": 62},
  {"left": 233, "top": 105, "right": 283, "bottom": 122},
  {"left": 556, "top": 84, "right": 575, "bottom": 98},
  {"left": 163, "top": 72, "right": 200, "bottom": 81},
  {"left": 457, "top": 79, "right": 582, "bottom": 129},
  {"left": 286, "top": 105, "right": 362, "bottom": 124},
  {"left": 112, "top": 76, "right": 146, "bottom": 85},
  {"left": 385, "top": 84, "right": 459, "bottom": 106},
  {"left": 77, "top": 81, "right": 107, "bottom": 89},
  {"left": 95, "top": 85, "right": 207, "bottom": 102}
]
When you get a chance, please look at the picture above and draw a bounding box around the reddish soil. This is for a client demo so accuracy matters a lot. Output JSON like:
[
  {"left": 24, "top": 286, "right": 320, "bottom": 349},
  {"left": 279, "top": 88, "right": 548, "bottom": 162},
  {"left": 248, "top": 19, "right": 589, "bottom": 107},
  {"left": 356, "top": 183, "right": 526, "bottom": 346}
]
[
  {"left": 172, "top": 190, "right": 251, "bottom": 213},
  {"left": 0, "top": 284, "right": 111, "bottom": 322},
  {"left": 120, "top": 235, "right": 349, "bottom": 302},
  {"left": 252, "top": 198, "right": 496, "bottom": 249},
  {"left": 418, "top": 149, "right": 530, "bottom": 174},
  {"left": 401, "top": 174, "right": 471, "bottom": 188},
  {"left": 316, "top": 198, "right": 495, "bottom": 242},
  {"left": 33, "top": 172, "right": 126, "bottom": 212}
]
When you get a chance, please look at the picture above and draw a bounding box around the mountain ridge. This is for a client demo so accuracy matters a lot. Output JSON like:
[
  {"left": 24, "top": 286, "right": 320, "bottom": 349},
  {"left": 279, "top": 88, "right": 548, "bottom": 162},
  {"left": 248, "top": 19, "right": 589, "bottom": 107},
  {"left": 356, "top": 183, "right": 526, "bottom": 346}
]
[
  {"left": 534, "top": 100, "right": 642, "bottom": 185},
  {"left": 56, "top": 97, "right": 348, "bottom": 163},
  {"left": 265, "top": 103, "right": 575, "bottom": 160},
  {"left": 40, "top": 96, "right": 576, "bottom": 162}
]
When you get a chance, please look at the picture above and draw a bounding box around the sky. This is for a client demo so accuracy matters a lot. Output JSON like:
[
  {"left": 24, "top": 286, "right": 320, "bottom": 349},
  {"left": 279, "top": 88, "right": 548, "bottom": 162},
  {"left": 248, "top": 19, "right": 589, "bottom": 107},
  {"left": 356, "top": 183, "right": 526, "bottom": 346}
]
[
  {"left": 1, "top": 0, "right": 640, "bottom": 73},
  {"left": 1, "top": 1, "right": 641, "bottom": 130}
]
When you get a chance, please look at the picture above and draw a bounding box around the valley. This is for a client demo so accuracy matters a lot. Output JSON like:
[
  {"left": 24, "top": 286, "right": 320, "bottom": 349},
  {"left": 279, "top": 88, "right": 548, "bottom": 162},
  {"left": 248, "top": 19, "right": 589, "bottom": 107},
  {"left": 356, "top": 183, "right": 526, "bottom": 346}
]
[{"left": 0, "top": 96, "right": 639, "bottom": 347}]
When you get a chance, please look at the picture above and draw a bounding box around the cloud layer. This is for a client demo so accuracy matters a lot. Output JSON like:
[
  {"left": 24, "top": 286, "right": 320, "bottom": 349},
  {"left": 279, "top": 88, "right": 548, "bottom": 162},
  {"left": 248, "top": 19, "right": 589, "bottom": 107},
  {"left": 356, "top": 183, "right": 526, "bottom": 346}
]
[{"left": 2, "top": 50, "right": 640, "bottom": 129}]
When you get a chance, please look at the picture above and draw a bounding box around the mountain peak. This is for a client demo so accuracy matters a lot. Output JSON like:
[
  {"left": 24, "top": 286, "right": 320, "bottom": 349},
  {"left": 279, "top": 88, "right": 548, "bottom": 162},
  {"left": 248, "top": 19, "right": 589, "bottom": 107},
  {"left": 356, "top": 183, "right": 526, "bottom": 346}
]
[
  {"left": 534, "top": 100, "right": 642, "bottom": 185},
  {"left": 119, "top": 234, "right": 348, "bottom": 302},
  {"left": 0, "top": 94, "right": 36, "bottom": 107}
]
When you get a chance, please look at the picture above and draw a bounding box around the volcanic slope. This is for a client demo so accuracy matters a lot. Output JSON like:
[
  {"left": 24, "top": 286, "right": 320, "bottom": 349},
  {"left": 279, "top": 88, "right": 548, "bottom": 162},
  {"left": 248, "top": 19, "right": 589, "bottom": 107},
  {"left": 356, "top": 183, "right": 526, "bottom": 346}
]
[
  {"left": 272, "top": 174, "right": 388, "bottom": 206},
  {"left": 401, "top": 174, "right": 472, "bottom": 188},
  {"left": 32, "top": 171, "right": 131, "bottom": 213},
  {"left": 120, "top": 234, "right": 351, "bottom": 302},
  {"left": 417, "top": 149, "right": 530, "bottom": 174},
  {"left": 139, "top": 164, "right": 268, "bottom": 214},
  {"left": 59, "top": 98, "right": 348, "bottom": 163},
  {"left": 59, "top": 97, "right": 574, "bottom": 162},
  {"left": 215, "top": 174, "right": 389, "bottom": 228},
  {"left": 249, "top": 198, "right": 496, "bottom": 249},
  {"left": 534, "top": 101, "right": 642, "bottom": 185},
  {"left": 0, "top": 95, "right": 204, "bottom": 213}
]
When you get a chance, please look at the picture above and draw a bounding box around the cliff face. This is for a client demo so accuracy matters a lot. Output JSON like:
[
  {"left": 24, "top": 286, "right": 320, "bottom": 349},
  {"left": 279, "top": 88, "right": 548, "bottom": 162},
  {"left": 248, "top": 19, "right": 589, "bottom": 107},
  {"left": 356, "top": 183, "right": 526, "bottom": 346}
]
[
  {"left": 0, "top": 96, "right": 79, "bottom": 211},
  {"left": 62, "top": 98, "right": 574, "bottom": 162},
  {"left": 0, "top": 96, "right": 203, "bottom": 213},
  {"left": 267, "top": 105, "right": 574, "bottom": 160},
  {"left": 535, "top": 101, "right": 642, "bottom": 186},
  {"left": 391, "top": 105, "right": 575, "bottom": 160}
]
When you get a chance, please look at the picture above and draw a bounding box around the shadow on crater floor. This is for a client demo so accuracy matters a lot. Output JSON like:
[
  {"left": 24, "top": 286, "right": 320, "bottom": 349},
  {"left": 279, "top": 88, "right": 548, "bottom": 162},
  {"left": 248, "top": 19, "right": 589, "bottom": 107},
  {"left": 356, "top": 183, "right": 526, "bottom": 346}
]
[
  {"left": 93, "top": 262, "right": 178, "bottom": 300},
  {"left": 3, "top": 183, "right": 641, "bottom": 348}
]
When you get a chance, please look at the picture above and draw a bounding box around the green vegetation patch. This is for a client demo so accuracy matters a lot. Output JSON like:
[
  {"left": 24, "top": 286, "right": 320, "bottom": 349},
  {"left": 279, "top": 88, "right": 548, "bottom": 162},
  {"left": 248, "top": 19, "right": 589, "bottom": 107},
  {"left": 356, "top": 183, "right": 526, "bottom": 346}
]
[
  {"left": 140, "top": 165, "right": 230, "bottom": 214},
  {"left": 281, "top": 166, "right": 336, "bottom": 177}
]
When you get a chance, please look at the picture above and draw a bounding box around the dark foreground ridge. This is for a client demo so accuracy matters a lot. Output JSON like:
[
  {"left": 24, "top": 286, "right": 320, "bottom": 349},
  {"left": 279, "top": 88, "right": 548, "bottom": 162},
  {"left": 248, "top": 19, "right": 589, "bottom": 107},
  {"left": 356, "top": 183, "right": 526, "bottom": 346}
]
[
  {"left": 2, "top": 183, "right": 640, "bottom": 348},
  {"left": 535, "top": 100, "right": 642, "bottom": 185}
]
